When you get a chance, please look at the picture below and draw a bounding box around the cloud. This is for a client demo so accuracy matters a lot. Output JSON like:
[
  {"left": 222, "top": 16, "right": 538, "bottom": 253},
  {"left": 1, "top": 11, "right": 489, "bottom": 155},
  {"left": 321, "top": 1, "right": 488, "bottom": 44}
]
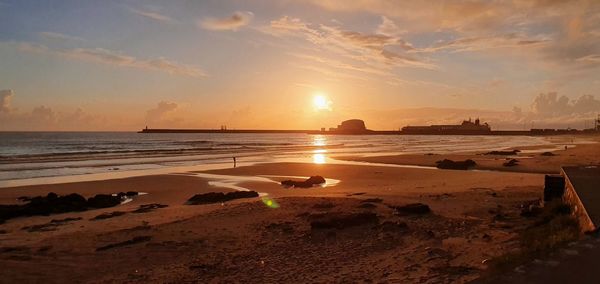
[
  {"left": 19, "top": 43, "right": 207, "bottom": 78},
  {"left": 531, "top": 92, "right": 600, "bottom": 116},
  {"left": 263, "top": 16, "right": 433, "bottom": 70},
  {"left": 0, "top": 89, "right": 13, "bottom": 113},
  {"left": 376, "top": 16, "right": 404, "bottom": 37},
  {"left": 145, "top": 101, "right": 179, "bottom": 126},
  {"left": 39, "top": 32, "right": 85, "bottom": 42},
  {"left": 200, "top": 11, "right": 253, "bottom": 31},
  {"left": 422, "top": 33, "right": 549, "bottom": 53},
  {"left": 130, "top": 9, "right": 172, "bottom": 23}
]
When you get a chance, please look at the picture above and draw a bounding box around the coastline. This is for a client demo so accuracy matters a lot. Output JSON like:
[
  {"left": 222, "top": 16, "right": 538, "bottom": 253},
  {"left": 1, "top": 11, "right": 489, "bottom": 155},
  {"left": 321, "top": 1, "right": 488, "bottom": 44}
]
[{"left": 0, "top": 135, "right": 598, "bottom": 282}]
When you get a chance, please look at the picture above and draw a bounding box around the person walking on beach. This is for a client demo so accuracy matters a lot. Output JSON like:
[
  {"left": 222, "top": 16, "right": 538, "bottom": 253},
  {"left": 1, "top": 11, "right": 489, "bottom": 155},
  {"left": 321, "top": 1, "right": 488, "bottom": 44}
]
[{"left": 233, "top": 157, "right": 237, "bottom": 168}]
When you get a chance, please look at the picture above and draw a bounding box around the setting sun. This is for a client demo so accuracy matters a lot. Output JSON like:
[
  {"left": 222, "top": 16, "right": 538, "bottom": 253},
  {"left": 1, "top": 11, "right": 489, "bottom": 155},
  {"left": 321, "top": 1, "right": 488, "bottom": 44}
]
[{"left": 313, "top": 94, "right": 331, "bottom": 111}]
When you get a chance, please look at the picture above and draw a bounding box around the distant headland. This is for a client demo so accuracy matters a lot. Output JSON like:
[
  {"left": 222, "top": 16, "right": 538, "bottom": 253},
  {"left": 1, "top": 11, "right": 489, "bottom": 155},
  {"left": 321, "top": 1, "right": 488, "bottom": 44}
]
[{"left": 140, "top": 117, "right": 600, "bottom": 136}]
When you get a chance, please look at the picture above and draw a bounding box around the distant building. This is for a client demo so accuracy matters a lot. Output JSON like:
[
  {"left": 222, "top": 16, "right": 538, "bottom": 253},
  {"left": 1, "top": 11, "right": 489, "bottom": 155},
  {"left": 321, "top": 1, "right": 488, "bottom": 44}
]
[
  {"left": 328, "top": 119, "right": 370, "bottom": 134},
  {"left": 401, "top": 118, "right": 492, "bottom": 135}
]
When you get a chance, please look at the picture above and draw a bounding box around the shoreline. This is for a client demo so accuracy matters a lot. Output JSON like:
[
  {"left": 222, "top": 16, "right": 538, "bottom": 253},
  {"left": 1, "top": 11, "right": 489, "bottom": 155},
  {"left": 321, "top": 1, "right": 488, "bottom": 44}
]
[{"left": 0, "top": 136, "right": 598, "bottom": 282}]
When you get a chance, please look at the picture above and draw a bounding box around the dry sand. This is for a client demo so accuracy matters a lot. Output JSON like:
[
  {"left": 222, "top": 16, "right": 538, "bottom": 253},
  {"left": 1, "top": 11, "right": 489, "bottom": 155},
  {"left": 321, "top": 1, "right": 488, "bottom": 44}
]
[{"left": 0, "top": 137, "right": 598, "bottom": 283}]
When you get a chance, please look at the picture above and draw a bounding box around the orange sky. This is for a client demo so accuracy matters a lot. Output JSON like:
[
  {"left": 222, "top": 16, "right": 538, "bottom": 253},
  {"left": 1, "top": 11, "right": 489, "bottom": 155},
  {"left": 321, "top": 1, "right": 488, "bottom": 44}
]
[{"left": 1, "top": 0, "right": 600, "bottom": 131}]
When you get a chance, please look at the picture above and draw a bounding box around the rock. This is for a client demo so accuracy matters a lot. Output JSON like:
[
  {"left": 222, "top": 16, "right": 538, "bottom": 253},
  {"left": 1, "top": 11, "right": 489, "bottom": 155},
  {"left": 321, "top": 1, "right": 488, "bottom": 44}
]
[
  {"left": 541, "top": 151, "right": 556, "bottom": 156},
  {"left": 281, "top": 176, "right": 326, "bottom": 188},
  {"left": 484, "top": 150, "right": 520, "bottom": 155},
  {"left": 91, "top": 211, "right": 127, "bottom": 220},
  {"left": 0, "top": 192, "right": 89, "bottom": 223},
  {"left": 186, "top": 191, "right": 259, "bottom": 205},
  {"left": 435, "top": 159, "right": 476, "bottom": 170},
  {"left": 96, "top": 236, "right": 152, "bottom": 251},
  {"left": 520, "top": 200, "right": 543, "bottom": 217},
  {"left": 87, "top": 194, "right": 122, "bottom": 209},
  {"left": 503, "top": 159, "right": 519, "bottom": 167},
  {"left": 310, "top": 212, "right": 379, "bottom": 229},
  {"left": 116, "top": 191, "right": 139, "bottom": 198},
  {"left": 132, "top": 203, "right": 168, "bottom": 213},
  {"left": 392, "top": 203, "right": 431, "bottom": 215}
]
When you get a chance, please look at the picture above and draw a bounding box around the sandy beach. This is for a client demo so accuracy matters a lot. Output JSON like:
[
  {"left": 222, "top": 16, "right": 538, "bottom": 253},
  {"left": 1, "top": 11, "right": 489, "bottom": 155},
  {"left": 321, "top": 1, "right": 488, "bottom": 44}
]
[{"left": 0, "top": 137, "right": 598, "bottom": 283}]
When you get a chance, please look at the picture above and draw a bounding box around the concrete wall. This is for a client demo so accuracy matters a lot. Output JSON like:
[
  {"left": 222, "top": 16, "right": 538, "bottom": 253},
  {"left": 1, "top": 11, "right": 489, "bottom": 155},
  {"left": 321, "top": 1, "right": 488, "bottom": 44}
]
[{"left": 561, "top": 168, "right": 595, "bottom": 233}]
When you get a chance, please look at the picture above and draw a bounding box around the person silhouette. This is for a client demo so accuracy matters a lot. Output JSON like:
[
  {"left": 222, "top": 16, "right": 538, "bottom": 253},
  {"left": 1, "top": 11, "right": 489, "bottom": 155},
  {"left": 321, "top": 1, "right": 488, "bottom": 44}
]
[{"left": 233, "top": 157, "right": 237, "bottom": 168}]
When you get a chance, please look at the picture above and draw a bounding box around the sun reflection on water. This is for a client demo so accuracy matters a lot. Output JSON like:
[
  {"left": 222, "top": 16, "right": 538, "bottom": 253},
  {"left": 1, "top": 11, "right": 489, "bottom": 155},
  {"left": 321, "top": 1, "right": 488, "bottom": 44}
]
[
  {"left": 312, "top": 135, "right": 328, "bottom": 164},
  {"left": 313, "top": 153, "right": 326, "bottom": 164}
]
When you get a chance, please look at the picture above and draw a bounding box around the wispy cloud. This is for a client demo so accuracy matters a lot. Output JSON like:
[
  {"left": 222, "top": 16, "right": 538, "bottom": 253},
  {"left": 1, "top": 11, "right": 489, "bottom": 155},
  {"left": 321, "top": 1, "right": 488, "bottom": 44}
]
[
  {"left": 263, "top": 16, "right": 433, "bottom": 70},
  {"left": 200, "top": 11, "right": 253, "bottom": 31},
  {"left": 19, "top": 42, "right": 207, "bottom": 78},
  {"left": 39, "top": 31, "right": 85, "bottom": 42},
  {"left": 130, "top": 8, "right": 172, "bottom": 23}
]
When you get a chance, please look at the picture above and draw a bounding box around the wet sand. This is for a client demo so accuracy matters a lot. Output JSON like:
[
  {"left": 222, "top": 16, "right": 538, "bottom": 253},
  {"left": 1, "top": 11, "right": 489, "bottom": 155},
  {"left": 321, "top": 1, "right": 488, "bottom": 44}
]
[{"left": 0, "top": 137, "right": 597, "bottom": 283}]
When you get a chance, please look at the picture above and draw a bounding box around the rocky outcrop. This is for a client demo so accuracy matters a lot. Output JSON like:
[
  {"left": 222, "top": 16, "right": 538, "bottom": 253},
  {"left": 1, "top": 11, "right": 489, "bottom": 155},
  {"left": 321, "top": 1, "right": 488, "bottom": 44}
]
[
  {"left": 281, "top": 176, "right": 326, "bottom": 188},
  {"left": 435, "top": 159, "right": 477, "bottom": 170},
  {"left": 503, "top": 159, "right": 519, "bottom": 167},
  {"left": 186, "top": 191, "right": 259, "bottom": 205},
  {"left": 0, "top": 192, "right": 139, "bottom": 223}
]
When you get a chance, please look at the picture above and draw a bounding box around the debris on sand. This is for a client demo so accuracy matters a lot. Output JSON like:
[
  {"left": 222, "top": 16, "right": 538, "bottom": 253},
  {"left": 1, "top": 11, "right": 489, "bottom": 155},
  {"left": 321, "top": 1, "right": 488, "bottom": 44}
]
[
  {"left": 391, "top": 203, "right": 431, "bottom": 216},
  {"left": 96, "top": 236, "right": 152, "bottom": 251},
  {"left": 483, "top": 150, "right": 520, "bottom": 155},
  {"left": 281, "top": 176, "right": 326, "bottom": 188},
  {"left": 310, "top": 212, "right": 379, "bottom": 229},
  {"left": 435, "top": 159, "right": 477, "bottom": 170},
  {"left": 186, "top": 191, "right": 259, "bottom": 205},
  {"left": 503, "top": 159, "right": 519, "bottom": 167},
  {"left": 540, "top": 151, "right": 556, "bottom": 156}
]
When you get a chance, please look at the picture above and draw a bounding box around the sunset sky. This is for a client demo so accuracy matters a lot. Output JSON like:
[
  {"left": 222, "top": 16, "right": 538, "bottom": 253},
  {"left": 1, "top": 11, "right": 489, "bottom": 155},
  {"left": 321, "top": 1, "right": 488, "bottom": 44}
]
[{"left": 1, "top": 0, "right": 600, "bottom": 131}]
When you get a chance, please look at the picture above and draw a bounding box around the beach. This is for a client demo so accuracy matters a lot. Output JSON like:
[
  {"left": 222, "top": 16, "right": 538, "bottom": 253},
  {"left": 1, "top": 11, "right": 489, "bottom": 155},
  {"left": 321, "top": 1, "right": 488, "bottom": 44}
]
[{"left": 0, "top": 135, "right": 598, "bottom": 283}]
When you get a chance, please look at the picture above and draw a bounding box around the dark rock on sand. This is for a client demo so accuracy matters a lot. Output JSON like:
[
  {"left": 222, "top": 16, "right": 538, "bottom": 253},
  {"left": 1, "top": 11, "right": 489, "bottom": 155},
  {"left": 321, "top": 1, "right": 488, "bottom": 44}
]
[
  {"left": 0, "top": 192, "right": 136, "bottom": 223},
  {"left": 186, "top": 191, "right": 259, "bottom": 205},
  {"left": 132, "top": 203, "right": 168, "bottom": 213},
  {"left": 91, "top": 211, "right": 127, "bottom": 220},
  {"left": 503, "top": 158, "right": 519, "bottom": 167},
  {"left": 541, "top": 151, "right": 556, "bottom": 156},
  {"left": 484, "top": 150, "right": 520, "bottom": 155},
  {"left": 435, "top": 159, "right": 476, "bottom": 170},
  {"left": 392, "top": 203, "right": 431, "bottom": 215},
  {"left": 87, "top": 194, "right": 122, "bottom": 209},
  {"left": 281, "top": 176, "right": 326, "bottom": 188},
  {"left": 116, "top": 191, "right": 139, "bottom": 198},
  {"left": 21, "top": 217, "right": 82, "bottom": 232},
  {"left": 0, "top": 193, "right": 88, "bottom": 222},
  {"left": 96, "top": 236, "right": 152, "bottom": 251},
  {"left": 310, "top": 212, "right": 379, "bottom": 229}
]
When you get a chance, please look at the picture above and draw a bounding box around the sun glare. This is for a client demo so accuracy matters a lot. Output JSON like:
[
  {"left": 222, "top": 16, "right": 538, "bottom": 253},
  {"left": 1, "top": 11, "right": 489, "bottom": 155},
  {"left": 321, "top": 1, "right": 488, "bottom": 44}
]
[{"left": 313, "top": 94, "right": 331, "bottom": 111}]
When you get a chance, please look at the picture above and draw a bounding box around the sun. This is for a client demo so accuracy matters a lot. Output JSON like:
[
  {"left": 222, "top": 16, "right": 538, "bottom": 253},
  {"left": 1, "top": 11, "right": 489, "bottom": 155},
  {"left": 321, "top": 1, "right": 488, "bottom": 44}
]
[{"left": 313, "top": 93, "right": 331, "bottom": 111}]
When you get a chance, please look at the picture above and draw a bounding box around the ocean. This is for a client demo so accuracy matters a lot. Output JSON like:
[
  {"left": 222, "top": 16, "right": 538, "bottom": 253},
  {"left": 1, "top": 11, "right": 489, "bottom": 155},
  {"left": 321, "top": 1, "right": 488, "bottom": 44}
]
[{"left": 0, "top": 132, "right": 555, "bottom": 186}]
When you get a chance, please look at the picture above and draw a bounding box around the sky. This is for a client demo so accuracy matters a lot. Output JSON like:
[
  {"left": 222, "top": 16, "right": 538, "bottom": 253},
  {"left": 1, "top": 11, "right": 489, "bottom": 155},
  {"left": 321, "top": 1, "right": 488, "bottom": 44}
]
[{"left": 1, "top": 0, "right": 600, "bottom": 131}]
